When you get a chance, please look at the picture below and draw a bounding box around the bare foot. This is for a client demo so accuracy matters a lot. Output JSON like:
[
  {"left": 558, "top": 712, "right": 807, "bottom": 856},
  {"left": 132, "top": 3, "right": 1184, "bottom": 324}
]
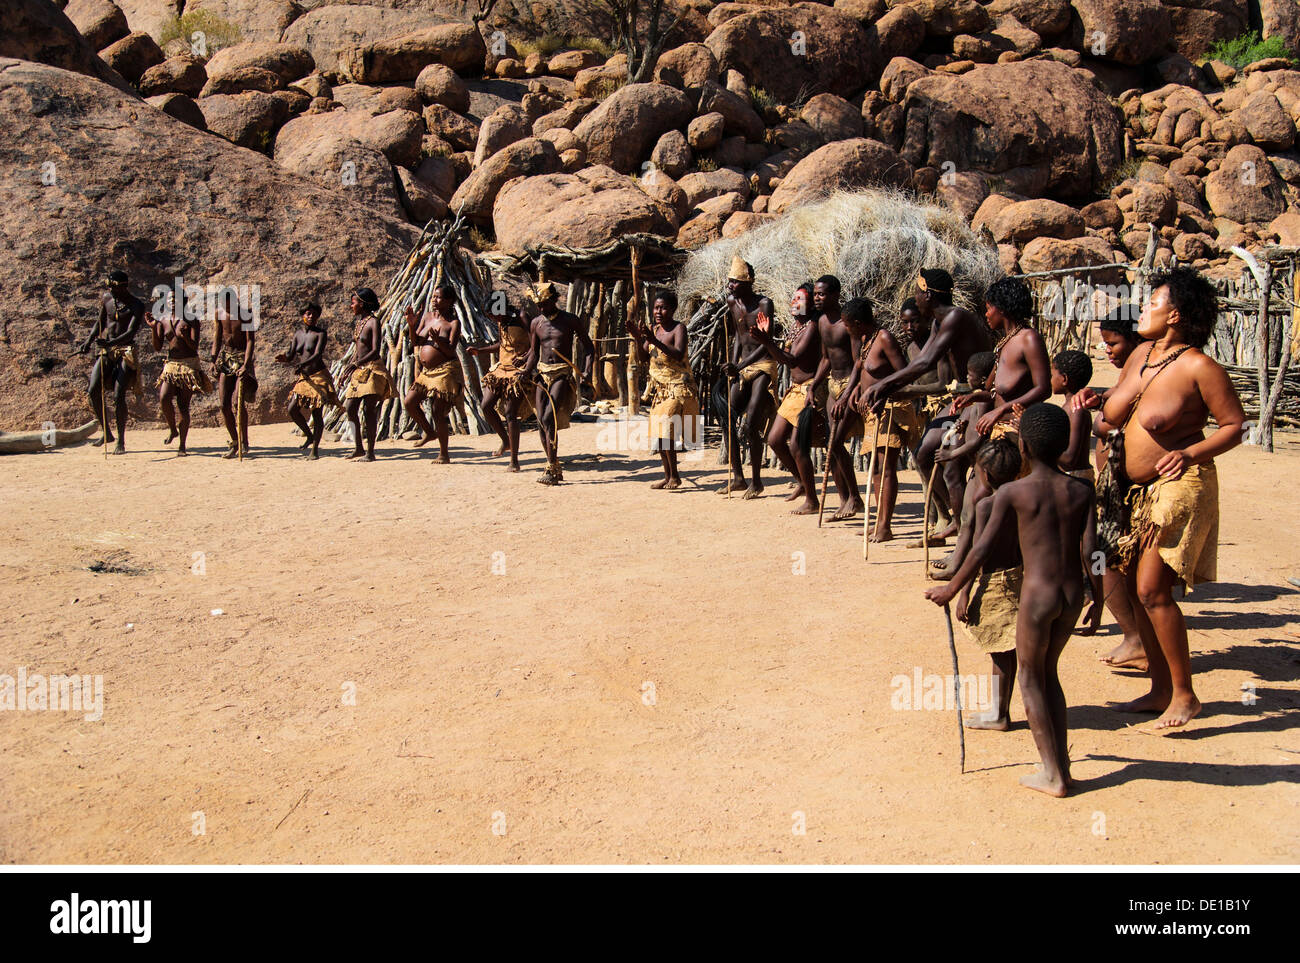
[
  {"left": 298, "top": 437, "right": 312, "bottom": 450},
  {"left": 436, "top": 453, "right": 451, "bottom": 464},
  {"left": 222, "top": 446, "right": 237, "bottom": 460},
  {"left": 742, "top": 483, "right": 763, "bottom": 500},
  {"left": 1101, "top": 636, "right": 1147, "bottom": 670},
  {"left": 1149, "top": 695, "right": 1202, "bottom": 731},
  {"left": 650, "top": 478, "right": 669, "bottom": 490},
  {"left": 1112, "top": 690, "right": 1169, "bottom": 714},
  {"left": 303, "top": 450, "right": 318, "bottom": 460},
  {"left": 934, "top": 519, "right": 959, "bottom": 539},
  {"left": 364, "top": 453, "right": 375, "bottom": 462},
  {"left": 176, "top": 448, "right": 187, "bottom": 457},
  {"left": 906, "top": 533, "right": 947, "bottom": 549},
  {"left": 112, "top": 443, "right": 125, "bottom": 455},
  {"left": 1020, "top": 767, "right": 1068, "bottom": 797},
  {"left": 718, "top": 476, "right": 745, "bottom": 494},
  {"left": 869, "top": 528, "right": 894, "bottom": 543},
  {"left": 784, "top": 486, "right": 806, "bottom": 502},
  {"left": 791, "top": 498, "right": 819, "bottom": 515},
  {"left": 163, "top": 430, "right": 176, "bottom": 445},
  {"left": 665, "top": 477, "right": 682, "bottom": 490},
  {"left": 413, "top": 434, "right": 433, "bottom": 448},
  {"left": 831, "top": 500, "right": 861, "bottom": 520},
  {"left": 490, "top": 440, "right": 508, "bottom": 457},
  {"left": 346, "top": 449, "right": 365, "bottom": 460},
  {"left": 964, "top": 711, "right": 1010, "bottom": 731},
  {"left": 507, "top": 463, "right": 520, "bottom": 473}
]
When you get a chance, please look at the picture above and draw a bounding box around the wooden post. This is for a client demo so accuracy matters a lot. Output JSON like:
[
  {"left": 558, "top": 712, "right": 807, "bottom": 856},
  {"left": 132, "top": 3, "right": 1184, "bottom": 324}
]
[{"left": 1256, "top": 260, "right": 1274, "bottom": 451}]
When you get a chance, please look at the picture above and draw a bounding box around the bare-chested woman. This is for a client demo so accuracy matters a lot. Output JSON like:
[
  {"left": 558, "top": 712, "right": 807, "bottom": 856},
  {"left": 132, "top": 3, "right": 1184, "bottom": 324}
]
[
  {"left": 751, "top": 282, "right": 822, "bottom": 514},
  {"left": 468, "top": 297, "right": 533, "bottom": 473},
  {"left": 807, "top": 276, "right": 863, "bottom": 520},
  {"left": 403, "top": 284, "right": 463, "bottom": 464},
  {"left": 79, "top": 270, "right": 145, "bottom": 454},
  {"left": 722, "top": 257, "right": 778, "bottom": 498},
  {"left": 275, "top": 303, "right": 335, "bottom": 460},
  {"left": 629, "top": 291, "right": 698, "bottom": 489},
  {"left": 522, "top": 282, "right": 594, "bottom": 485},
  {"left": 341, "top": 288, "right": 395, "bottom": 462},
  {"left": 148, "top": 290, "right": 212, "bottom": 456},
  {"left": 212, "top": 302, "right": 257, "bottom": 459},
  {"left": 1100, "top": 266, "right": 1244, "bottom": 730}
]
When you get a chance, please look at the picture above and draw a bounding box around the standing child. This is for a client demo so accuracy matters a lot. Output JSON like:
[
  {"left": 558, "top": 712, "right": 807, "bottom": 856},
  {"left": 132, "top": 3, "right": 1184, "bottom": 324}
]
[
  {"left": 926, "top": 403, "right": 1102, "bottom": 797},
  {"left": 1051, "top": 349, "right": 1094, "bottom": 482},
  {"left": 953, "top": 439, "right": 1023, "bottom": 731}
]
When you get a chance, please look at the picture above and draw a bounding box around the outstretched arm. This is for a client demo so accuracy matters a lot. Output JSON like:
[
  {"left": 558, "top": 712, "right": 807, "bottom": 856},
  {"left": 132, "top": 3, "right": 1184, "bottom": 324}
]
[
  {"left": 1079, "top": 489, "right": 1103, "bottom": 634},
  {"left": 866, "top": 313, "right": 959, "bottom": 407},
  {"left": 925, "top": 488, "right": 1012, "bottom": 605}
]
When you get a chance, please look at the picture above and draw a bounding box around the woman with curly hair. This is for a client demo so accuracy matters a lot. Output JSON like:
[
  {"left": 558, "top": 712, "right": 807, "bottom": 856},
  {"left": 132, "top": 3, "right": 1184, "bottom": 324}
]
[{"left": 1101, "top": 266, "right": 1245, "bottom": 730}]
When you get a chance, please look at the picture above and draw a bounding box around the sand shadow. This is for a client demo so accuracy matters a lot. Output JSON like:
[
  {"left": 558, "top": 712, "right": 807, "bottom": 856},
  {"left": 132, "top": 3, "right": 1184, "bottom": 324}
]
[{"left": 1077, "top": 753, "right": 1299, "bottom": 791}]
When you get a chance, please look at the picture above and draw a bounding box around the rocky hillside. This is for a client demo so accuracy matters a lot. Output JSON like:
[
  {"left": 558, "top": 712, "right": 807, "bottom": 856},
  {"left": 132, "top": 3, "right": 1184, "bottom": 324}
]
[{"left": 5, "top": 0, "right": 1300, "bottom": 426}]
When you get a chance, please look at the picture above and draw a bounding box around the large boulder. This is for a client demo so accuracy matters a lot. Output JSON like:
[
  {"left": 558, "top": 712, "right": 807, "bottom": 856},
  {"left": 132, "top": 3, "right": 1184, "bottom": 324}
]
[
  {"left": 1068, "top": 0, "right": 1172, "bottom": 66},
  {"left": 282, "top": 5, "right": 441, "bottom": 77},
  {"left": 800, "top": 93, "right": 864, "bottom": 141},
  {"left": 0, "top": 57, "right": 417, "bottom": 428},
  {"left": 138, "top": 54, "right": 206, "bottom": 97},
  {"left": 280, "top": 133, "right": 406, "bottom": 221},
  {"left": 415, "top": 63, "right": 470, "bottom": 113},
  {"left": 899, "top": 0, "right": 990, "bottom": 36},
  {"left": 573, "top": 83, "right": 695, "bottom": 174},
  {"left": 1203, "top": 144, "right": 1289, "bottom": 223},
  {"left": 474, "top": 104, "right": 529, "bottom": 167},
  {"left": 276, "top": 106, "right": 425, "bottom": 169},
  {"left": 449, "top": 136, "right": 562, "bottom": 224},
  {"left": 989, "top": 198, "right": 1086, "bottom": 243},
  {"left": 198, "top": 90, "right": 289, "bottom": 152},
  {"left": 493, "top": 165, "right": 677, "bottom": 255},
  {"left": 341, "top": 23, "right": 485, "bottom": 84},
  {"left": 769, "top": 138, "right": 913, "bottom": 213},
  {"left": 99, "top": 31, "right": 164, "bottom": 86},
  {"left": 65, "top": 0, "right": 129, "bottom": 51},
  {"left": 900, "top": 59, "right": 1122, "bottom": 198},
  {"left": 655, "top": 42, "right": 721, "bottom": 87},
  {"left": 1237, "top": 90, "right": 1297, "bottom": 152},
  {"left": 1, "top": 0, "right": 132, "bottom": 93},
  {"left": 1260, "top": 0, "right": 1300, "bottom": 60},
  {"left": 696, "top": 80, "right": 765, "bottom": 143},
  {"left": 205, "top": 42, "right": 314, "bottom": 89},
  {"left": 185, "top": 0, "right": 302, "bottom": 44},
  {"left": 704, "top": 4, "right": 879, "bottom": 103},
  {"left": 985, "top": 0, "right": 1072, "bottom": 37}
]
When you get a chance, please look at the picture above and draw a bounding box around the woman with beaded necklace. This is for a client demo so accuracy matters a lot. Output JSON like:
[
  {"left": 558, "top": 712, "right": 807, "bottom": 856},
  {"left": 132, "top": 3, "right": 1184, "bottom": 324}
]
[{"left": 1101, "top": 266, "right": 1244, "bottom": 730}]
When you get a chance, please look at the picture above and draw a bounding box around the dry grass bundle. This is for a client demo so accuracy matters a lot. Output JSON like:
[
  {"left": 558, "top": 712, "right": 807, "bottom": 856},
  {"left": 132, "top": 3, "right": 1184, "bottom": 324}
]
[{"left": 675, "top": 189, "right": 1001, "bottom": 323}]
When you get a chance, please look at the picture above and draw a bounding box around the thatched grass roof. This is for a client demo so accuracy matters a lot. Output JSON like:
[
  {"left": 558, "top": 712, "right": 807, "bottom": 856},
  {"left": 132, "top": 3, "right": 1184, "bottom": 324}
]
[{"left": 674, "top": 189, "right": 1002, "bottom": 322}]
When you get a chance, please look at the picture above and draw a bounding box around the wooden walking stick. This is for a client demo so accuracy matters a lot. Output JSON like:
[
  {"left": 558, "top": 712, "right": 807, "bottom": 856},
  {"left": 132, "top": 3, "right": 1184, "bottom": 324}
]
[
  {"left": 923, "top": 457, "right": 939, "bottom": 576},
  {"left": 862, "top": 414, "right": 881, "bottom": 558},
  {"left": 817, "top": 410, "right": 837, "bottom": 528},
  {"left": 235, "top": 373, "right": 245, "bottom": 462},
  {"left": 942, "top": 602, "right": 967, "bottom": 773},
  {"left": 98, "top": 347, "right": 109, "bottom": 461},
  {"left": 872, "top": 407, "right": 895, "bottom": 541}
]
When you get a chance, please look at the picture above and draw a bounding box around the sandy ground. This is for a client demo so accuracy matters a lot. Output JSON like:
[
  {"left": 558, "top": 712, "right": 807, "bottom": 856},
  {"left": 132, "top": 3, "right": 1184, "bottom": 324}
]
[{"left": 1, "top": 405, "right": 1298, "bottom": 865}]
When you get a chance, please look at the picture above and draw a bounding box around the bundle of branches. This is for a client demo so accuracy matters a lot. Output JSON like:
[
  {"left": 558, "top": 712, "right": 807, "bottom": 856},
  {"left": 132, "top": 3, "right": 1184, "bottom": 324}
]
[
  {"left": 324, "top": 212, "right": 502, "bottom": 440},
  {"left": 675, "top": 188, "right": 1001, "bottom": 327},
  {"left": 480, "top": 232, "right": 682, "bottom": 285},
  {"left": 1224, "top": 362, "right": 1300, "bottom": 428}
]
